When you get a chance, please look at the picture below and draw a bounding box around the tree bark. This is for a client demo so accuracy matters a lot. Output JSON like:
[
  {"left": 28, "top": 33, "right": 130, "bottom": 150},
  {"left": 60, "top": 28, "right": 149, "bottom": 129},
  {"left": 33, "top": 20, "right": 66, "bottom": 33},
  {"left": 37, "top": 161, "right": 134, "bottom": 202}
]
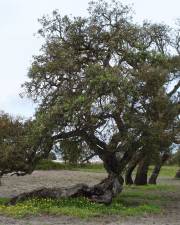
[
  {"left": 175, "top": 169, "right": 180, "bottom": 178},
  {"left": 125, "top": 152, "right": 144, "bottom": 185},
  {"left": 125, "top": 161, "right": 137, "bottom": 185},
  {"left": 134, "top": 157, "right": 150, "bottom": 185},
  {"left": 0, "top": 173, "right": 2, "bottom": 186},
  {"left": 149, "top": 153, "right": 169, "bottom": 184}
]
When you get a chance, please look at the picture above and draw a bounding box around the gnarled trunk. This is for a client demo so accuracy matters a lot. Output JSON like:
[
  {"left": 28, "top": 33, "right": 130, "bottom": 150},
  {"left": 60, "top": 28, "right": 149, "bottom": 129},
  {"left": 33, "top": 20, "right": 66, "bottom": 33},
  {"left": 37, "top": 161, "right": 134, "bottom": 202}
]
[
  {"left": 149, "top": 153, "right": 169, "bottom": 184},
  {"left": 134, "top": 157, "right": 150, "bottom": 185},
  {"left": 8, "top": 152, "right": 124, "bottom": 206},
  {"left": 7, "top": 173, "right": 123, "bottom": 206}
]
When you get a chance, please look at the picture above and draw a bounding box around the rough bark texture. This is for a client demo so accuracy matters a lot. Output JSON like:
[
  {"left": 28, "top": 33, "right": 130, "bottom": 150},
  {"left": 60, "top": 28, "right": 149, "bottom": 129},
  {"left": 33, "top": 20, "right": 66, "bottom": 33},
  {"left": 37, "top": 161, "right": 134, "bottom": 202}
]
[
  {"left": 0, "top": 173, "right": 2, "bottom": 186},
  {"left": 148, "top": 164, "right": 161, "bottom": 184},
  {"left": 7, "top": 174, "right": 123, "bottom": 206},
  {"left": 175, "top": 169, "right": 180, "bottom": 178},
  {"left": 149, "top": 153, "right": 169, "bottom": 184},
  {"left": 125, "top": 152, "right": 143, "bottom": 185},
  {"left": 125, "top": 162, "right": 136, "bottom": 185},
  {"left": 134, "top": 157, "right": 150, "bottom": 185}
]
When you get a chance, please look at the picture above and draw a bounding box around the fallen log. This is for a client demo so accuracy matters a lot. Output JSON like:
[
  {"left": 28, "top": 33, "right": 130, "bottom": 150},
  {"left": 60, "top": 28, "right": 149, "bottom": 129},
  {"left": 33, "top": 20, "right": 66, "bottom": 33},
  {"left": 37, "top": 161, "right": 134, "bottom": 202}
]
[{"left": 7, "top": 175, "right": 123, "bottom": 206}]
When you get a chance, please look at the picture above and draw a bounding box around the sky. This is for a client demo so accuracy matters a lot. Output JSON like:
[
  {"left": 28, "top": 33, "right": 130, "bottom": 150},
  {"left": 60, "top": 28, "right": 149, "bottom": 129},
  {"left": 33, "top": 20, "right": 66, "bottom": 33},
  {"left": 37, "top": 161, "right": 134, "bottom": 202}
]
[{"left": 0, "top": 0, "right": 180, "bottom": 118}]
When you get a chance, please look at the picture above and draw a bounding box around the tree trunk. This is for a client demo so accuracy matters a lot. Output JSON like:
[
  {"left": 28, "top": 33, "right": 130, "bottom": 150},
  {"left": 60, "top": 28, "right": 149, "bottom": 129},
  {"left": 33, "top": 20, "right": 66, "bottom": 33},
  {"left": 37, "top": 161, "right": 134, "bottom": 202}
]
[
  {"left": 149, "top": 153, "right": 169, "bottom": 184},
  {"left": 125, "top": 162, "right": 137, "bottom": 185},
  {"left": 148, "top": 164, "right": 161, "bottom": 184},
  {"left": 125, "top": 152, "right": 144, "bottom": 185},
  {"left": 134, "top": 157, "right": 150, "bottom": 185},
  {"left": 0, "top": 174, "right": 2, "bottom": 186},
  {"left": 175, "top": 169, "right": 180, "bottom": 178}
]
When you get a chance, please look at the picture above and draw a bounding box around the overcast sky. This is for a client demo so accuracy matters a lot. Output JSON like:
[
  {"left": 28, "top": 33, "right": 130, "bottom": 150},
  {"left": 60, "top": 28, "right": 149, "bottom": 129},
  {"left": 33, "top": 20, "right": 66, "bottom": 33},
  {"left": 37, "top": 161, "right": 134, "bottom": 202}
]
[{"left": 0, "top": 0, "right": 180, "bottom": 118}]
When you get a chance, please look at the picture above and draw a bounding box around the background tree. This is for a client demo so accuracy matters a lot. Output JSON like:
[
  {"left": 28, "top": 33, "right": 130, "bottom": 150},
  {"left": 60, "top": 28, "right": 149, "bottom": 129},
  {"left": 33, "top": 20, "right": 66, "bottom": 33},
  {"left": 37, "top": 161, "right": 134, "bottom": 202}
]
[
  {"left": 0, "top": 110, "right": 55, "bottom": 186},
  {"left": 0, "top": 111, "right": 31, "bottom": 185},
  {"left": 149, "top": 152, "right": 170, "bottom": 184},
  {"left": 174, "top": 148, "right": 180, "bottom": 178},
  {"left": 125, "top": 151, "right": 145, "bottom": 185}
]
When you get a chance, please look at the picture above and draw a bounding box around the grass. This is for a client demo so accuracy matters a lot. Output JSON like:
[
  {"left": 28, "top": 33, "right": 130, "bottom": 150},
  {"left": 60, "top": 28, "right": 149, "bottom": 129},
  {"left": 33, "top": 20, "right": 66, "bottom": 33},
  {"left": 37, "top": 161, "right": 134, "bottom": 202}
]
[
  {"left": 0, "top": 198, "right": 8, "bottom": 205},
  {"left": 35, "top": 160, "right": 104, "bottom": 172},
  {"left": 120, "top": 184, "right": 179, "bottom": 205},
  {"left": 36, "top": 160, "right": 179, "bottom": 178},
  {"left": 0, "top": 196, "right": 160, "bottom": 219},
  {"left": 1, "top": 184, "right": 178, "bottom": 219}
]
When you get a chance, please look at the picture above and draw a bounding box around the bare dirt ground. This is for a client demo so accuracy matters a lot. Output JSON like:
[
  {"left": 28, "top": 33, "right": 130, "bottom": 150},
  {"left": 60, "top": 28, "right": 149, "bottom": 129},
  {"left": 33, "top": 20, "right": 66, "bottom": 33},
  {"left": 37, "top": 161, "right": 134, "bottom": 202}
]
[{"left": 0, "top": 170, "right": 180, "bottom": 225}]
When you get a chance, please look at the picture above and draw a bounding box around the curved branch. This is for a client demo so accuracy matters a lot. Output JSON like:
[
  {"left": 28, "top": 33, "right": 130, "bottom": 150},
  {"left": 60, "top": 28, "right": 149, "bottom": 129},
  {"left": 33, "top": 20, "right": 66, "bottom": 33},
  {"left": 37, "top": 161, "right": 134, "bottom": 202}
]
[{"left": 168, "top": 80, "right": 180, "bottom": 97}]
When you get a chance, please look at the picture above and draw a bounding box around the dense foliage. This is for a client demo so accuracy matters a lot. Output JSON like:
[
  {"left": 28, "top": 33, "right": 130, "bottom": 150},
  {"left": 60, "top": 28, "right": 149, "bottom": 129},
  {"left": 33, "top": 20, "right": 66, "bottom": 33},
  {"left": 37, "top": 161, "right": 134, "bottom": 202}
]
[{"left": 0, "top": 112, "right": 30, "bottom": 183}]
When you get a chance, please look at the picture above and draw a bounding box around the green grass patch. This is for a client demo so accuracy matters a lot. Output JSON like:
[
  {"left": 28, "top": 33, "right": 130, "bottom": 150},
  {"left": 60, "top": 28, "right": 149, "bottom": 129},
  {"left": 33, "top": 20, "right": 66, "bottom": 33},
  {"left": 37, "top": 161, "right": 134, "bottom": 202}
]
[
  {"left": 119, "top": 184, "right": 179, "bottom": 207},
  {"left": 0, "top": 197, "right": 160, "bottom": 219},
  {"left": 125, "top": 184, "right": 178, "bottom": 192},
  {"left": 157, "top": 166, "right": 178, "bottom": 177},
  {"left": 0, "top": 198, "right": 8, "bottom": 205}
]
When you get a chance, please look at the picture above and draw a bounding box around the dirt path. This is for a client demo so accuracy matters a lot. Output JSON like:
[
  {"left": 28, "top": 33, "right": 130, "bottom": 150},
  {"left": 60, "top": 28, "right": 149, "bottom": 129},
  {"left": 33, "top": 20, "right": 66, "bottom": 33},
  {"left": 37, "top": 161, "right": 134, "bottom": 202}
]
[
  {"left": 0, "top": 206, "right": 180, "bottom": 225},
  {"left": 0, "top": 170, "right": 180, "bottom": 225}
]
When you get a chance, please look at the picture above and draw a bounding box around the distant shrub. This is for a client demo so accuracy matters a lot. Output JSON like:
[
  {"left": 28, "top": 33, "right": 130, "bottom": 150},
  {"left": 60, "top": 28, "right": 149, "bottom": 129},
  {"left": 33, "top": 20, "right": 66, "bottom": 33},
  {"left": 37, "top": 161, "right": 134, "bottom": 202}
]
[
  {"left": 35, "top": 160, "right": 104, "bottom": 171},
  {"left": 35, "top": 160, "right": 67, "bottom": 170}
]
